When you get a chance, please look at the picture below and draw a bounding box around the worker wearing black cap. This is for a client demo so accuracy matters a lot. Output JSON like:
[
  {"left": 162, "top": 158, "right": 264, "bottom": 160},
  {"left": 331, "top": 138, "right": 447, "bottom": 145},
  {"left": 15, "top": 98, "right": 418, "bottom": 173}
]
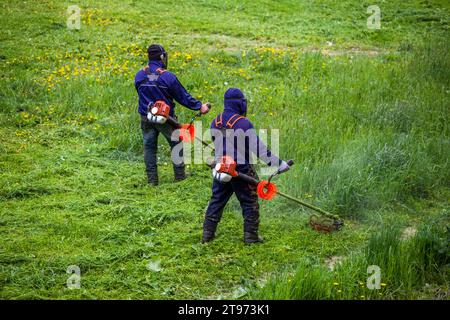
[{"left": 135, "top": 44, "right": 209, "bottom": 185}]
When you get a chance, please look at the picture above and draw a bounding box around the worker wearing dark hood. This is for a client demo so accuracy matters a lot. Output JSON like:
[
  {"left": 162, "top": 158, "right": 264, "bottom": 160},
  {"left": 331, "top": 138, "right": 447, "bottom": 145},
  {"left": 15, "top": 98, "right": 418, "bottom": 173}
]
[
  {"left": 202, "top": 88, "right": 290, "bottom": 244},
  {"left": 135, "top": 44, "right": 209, "bottom": 185}
]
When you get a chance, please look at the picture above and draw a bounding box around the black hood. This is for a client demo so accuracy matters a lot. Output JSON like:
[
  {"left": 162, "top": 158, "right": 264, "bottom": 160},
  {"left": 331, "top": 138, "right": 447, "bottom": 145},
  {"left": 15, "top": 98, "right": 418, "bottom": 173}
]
[{"left": 224, "top": 88, "right": 247, "bottom": 115}]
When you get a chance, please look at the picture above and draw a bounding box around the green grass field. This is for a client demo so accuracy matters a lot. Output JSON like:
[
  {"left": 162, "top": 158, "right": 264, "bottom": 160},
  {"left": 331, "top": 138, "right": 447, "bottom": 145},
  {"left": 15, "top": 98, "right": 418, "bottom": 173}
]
[{"left": 0, "top": 0, "right": 449, "bottom": 299}]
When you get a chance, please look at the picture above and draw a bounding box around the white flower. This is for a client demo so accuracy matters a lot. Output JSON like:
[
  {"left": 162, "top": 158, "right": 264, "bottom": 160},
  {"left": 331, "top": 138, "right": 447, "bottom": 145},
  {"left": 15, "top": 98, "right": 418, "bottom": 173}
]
[{"left": 147, "top": 260, "right": 162, "bottom": 272}]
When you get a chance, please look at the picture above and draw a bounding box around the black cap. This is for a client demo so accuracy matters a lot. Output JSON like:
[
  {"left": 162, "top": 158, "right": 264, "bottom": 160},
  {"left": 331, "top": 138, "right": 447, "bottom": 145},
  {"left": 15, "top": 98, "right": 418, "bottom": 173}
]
[
  {"left": 147, "top": 44, "right": 165, "bottom": 60},
  {"left": 147, "top": 44, "right": 168, "bottom": 68}
]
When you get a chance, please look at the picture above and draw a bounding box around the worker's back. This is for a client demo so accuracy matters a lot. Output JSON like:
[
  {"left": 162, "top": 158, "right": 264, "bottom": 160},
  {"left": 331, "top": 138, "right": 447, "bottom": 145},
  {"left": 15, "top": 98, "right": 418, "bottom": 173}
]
[{"left": 210, "top": 88, "right": 281, "bottom": 171}]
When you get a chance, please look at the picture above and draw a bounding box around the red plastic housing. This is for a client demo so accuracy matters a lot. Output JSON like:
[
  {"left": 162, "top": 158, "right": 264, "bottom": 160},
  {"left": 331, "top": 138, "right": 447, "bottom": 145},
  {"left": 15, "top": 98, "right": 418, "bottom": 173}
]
[
  {"left": 217, "top": 155, "right": 238, "bottom": 177},
  {"left": 151, "top": 100, "right": 171, "bottom": 117},
  {"left": 180, "top": 124, "right": 195, "bottom": 142},
  {"left": 257, "top": 181, "right": 278, "bottom": 200}
]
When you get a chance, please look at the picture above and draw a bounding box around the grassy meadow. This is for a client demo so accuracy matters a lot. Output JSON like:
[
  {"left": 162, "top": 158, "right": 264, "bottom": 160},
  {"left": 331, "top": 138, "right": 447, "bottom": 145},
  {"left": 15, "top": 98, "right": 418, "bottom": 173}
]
[{"left": 0, "top": 0, "right": 449, "bottom": 299}]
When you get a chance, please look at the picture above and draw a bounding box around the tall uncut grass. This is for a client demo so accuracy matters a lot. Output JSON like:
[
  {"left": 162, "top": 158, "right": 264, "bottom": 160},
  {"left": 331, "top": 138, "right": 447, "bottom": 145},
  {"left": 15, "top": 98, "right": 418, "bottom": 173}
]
[
  {"left": 251, "top": 214, "right": 449, "bottom": 299},
  {"left": 282, "top": 41, "right": 449, "bottom": 217}
]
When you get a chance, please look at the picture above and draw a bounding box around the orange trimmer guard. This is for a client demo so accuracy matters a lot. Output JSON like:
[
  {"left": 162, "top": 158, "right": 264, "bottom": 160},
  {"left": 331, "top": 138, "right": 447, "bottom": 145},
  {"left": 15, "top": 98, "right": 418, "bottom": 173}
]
[
  {"left": 257, "top": 180, "right": 278, "bottom": 200},
  {"left": 180, "top": 124, "right": 195, "bottom": 142}
]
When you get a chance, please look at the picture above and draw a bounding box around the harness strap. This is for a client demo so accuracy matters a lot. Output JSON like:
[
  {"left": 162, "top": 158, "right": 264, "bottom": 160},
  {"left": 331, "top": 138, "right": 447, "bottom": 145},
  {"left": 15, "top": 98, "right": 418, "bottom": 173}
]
[
  {"left": 215, "top": 113, "right": 223, "bottom": 127},
  {"left": 226, "top": 114, "right": 245, "bottom": 128},
  {"left": 141, "top": 66, "right": 166, "bottom": 76},
  {"left": 143, "top": 66, "right": 166, "bottom": 75},
  {"left": 138, "top": 66, "right": 173, "bottom": 102},
  {"left": 137, "top": 66, "right": 158, "bottom": 90},
  {"left": 215, "top": 113, "right": 245, "bottom": 128}
]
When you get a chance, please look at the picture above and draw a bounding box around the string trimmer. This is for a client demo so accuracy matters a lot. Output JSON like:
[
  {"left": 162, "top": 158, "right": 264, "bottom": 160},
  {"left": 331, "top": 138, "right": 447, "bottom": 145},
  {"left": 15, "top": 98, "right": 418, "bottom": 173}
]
[
  {"left": 147, "top": 101, "right": 343, "bottom": 232},
  {"left": 213, "top": 155, "right": 344, "bottom": 233}
]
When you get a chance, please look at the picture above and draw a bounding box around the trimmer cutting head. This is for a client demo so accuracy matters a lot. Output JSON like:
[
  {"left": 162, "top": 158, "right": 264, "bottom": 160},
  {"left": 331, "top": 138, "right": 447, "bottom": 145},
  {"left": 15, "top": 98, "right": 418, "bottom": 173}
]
[{"left": 309, "top": 214, "right": 344, "bottom": 233}]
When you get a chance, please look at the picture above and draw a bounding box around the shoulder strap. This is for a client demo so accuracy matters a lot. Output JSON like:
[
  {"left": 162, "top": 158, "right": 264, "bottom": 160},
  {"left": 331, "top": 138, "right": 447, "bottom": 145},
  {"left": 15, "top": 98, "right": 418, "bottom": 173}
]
[
  {"left": 155, "top": 67, "right": 166, "bottom": 75},
  {"left": 137, "top": 66, "right": 174, "bottom": 103},
  {"left": 214, "top": 113, "right": 223, "bottom": 127},
  {"left": 142, "top": 66, "right": 166, "bottom": 76},
  {"left": 143, "top": 65, "right": 151, "bottom": 75},
  {"left": 226, "top": 114, "right": 245, "bottom": 129}
]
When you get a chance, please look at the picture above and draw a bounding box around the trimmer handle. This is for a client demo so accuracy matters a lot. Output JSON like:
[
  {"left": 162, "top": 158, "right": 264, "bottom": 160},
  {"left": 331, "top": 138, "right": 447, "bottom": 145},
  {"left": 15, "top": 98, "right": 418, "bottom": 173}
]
[
  {"left": 198, "top": 102, "right": 212, "bottom": 115},
  {"left": 199, "top": 102, "right": 212, "bottom": 116},
  {"left": 267, "top": 159, "right": 294, "bottom": 184},
  {"left": 237, "top": 160, "right": 294, "bottom": 186},
  {"left": 190, "top": 102, "right": 212, "bottom": 125}
]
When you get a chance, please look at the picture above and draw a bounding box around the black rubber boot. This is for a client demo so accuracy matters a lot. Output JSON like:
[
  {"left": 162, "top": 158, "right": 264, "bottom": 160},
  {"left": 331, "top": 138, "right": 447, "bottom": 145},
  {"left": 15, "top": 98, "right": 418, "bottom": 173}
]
[
  {"left": 147, "top": 174, "right": 158, "bottom": 186},
  {"left": 174, "top": 165, "right": 186, "bottom": 182},
  {"left": 202, "top": 230, "right": 216, "bottom": 243},
  {"left": 244, "top": 232, "right": 264, "bottom": 244},
  {"left": 148, "top": 180, "right": 158, "bottom": 186},
  {"left": 174, "top": 174, "right": 186, "bottom": 182}
]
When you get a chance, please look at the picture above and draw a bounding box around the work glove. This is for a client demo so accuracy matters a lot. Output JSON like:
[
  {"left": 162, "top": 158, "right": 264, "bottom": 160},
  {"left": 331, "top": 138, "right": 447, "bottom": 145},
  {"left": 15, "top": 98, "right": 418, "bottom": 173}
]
[{"left": 278, "top": 160, "right": 290, "bottom": 173}]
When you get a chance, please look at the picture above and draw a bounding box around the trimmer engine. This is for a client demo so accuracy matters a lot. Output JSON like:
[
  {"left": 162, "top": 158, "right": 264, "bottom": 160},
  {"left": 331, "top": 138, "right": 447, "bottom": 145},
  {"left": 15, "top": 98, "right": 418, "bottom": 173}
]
[{"left": 147, "top": 100, "right": 171, "bottom": 124}]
